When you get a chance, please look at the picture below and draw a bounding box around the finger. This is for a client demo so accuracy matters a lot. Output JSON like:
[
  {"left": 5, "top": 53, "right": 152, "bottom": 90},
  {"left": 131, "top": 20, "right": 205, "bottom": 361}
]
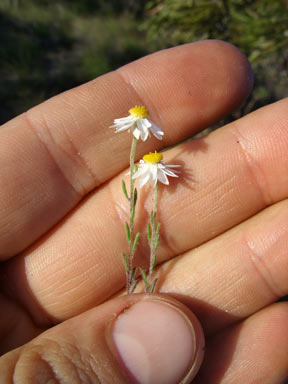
[
  {"left": 195, "top": 302, "right": 288, "bottom": 384},
  {"left": 4, "top": 98, "right": 288, "bottom": 323},
  {"left": 0, "top": 294, "right": 205, "bottom": 384},
  {"left": 0, "top": 293, "right": 44, "bottom": 355},
  {"left": 156, "top": 199, "right": 288, "bottom": 334},
  {"left": 0, "top": 40, "right": 252, "bottom": 260}
]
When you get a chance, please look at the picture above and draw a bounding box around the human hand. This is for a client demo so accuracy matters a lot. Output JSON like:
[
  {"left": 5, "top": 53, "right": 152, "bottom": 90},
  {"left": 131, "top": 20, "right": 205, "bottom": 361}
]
[{"left": 1, "top": 40, "right": 287, "bottom": 383}]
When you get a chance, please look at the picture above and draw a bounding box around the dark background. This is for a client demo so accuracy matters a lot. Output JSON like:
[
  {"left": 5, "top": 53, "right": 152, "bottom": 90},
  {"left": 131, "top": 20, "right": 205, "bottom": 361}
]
[{"left": 0, "top": 0, "right": 287, "bottom": 128}]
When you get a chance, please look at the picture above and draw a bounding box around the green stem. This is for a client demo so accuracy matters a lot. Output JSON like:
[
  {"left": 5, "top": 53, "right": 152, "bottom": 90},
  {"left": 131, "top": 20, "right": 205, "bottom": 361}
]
[
  {"left": 148, "top": 183, "right": 158, "bottom": 292},
  {"left": 126, "top": 137, "right": 138, "bottom": 294}
]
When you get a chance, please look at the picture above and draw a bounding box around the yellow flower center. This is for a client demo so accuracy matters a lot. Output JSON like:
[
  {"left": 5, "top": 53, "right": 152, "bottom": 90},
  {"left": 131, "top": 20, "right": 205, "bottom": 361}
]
[
  {"left": 143, "top": 151, "right": 163, "bottom": 164},
  {"left": 129, "top": 105, "right": 149, "bottom": 119}
]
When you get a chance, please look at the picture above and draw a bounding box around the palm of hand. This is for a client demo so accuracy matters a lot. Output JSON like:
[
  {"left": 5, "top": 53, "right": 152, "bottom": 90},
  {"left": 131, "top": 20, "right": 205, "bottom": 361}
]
[{"left": 1, "top": 41, "right": 288, "bottom": 383}]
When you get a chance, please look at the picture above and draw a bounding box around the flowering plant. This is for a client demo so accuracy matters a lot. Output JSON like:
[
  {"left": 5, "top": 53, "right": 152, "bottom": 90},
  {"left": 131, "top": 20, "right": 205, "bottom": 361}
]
[
  {"left": 110, "top": 106, "right": 179, "bottom": 294},
  {"left": 110, "top": 106, "right": 163, "bottom": 141}
]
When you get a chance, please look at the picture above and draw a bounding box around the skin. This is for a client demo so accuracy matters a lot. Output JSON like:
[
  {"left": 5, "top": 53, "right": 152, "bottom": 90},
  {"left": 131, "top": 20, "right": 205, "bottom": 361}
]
[{"left": 0, "top": 40, "right": 288, "bottom": 383}]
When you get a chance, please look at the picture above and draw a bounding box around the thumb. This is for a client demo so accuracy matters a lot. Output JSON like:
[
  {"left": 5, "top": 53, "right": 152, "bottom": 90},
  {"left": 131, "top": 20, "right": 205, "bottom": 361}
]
[{"left": 0, "top": 294, "right": 205, "bottom": 384}]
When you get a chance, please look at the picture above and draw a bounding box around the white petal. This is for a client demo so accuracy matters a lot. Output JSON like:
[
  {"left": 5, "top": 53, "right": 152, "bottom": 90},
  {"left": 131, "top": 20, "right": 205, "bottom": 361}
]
[
  {"left": 159, "top": 163, "right": 180, "bottom": 176},
  {"left": 110, "top": 118, "right": 134, "bottom": 128},
  {"left": 133, "top": 166, "right": 148, "bottom": 179},
  {"left": 138, "top": 172, "right": 151, "bottom": 188},
  {"left": 137, "top": 119, "right": 145, "bottom": 132},
  {"left": 149, "top": 120, "right": 164, "bottom": 140},
  {"left": 142, "top": 118, "right": 152, "bottom": 127},
  {"left": 162, "top": 167, "right": 179, "bottom": 177},
  {"left": 114, "top": 122, "right": 134, "bottom": 132},
  {"left": 149, "top": 165, "right": 158, "bottom": 186},
  {"left": 110, "top": 116, "right": 136, "bottom": 134},
  {"left": 137, "top": 120, "right": 149, "bottom": 141},
  {"left": 157, "top": 169, "right": 169, "bottom": 185},
  {"left": 114, "top": 115, "right": 135, "bottom": 124},
  {"left": 165, "top": 172, "right": 179, "bottom": 178},
  {"left": 141, "top": 129, "right": 149, "bottom": 141},
  {"left": 164, "top": 170, "right": 179, "bottom": 178},
  {"left": 110, "top": 123, "right": 125, "bottom": 129},
  {"left": 150, "top": 176, "right": 158, "bottom": 188},
  {"left": 133, "top": 127, "right": 141, "bottom": 140},
  {"left": 164, "top": 164, "right": 181, "bottom": 168}
]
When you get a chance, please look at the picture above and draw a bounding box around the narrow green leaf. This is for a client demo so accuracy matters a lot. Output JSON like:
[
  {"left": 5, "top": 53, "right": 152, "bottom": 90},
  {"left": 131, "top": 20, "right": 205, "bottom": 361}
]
[
  {"left": 152, "top": 255, "right": 157, "bottom": 270},
  {"left": 147, "top": 223, "right": 151, "bottom": 243},
  {"left": 140, "top": 268, "right": 148, "bottom": 292},
  {"left": 133, "top": 188, "right": 138, "bottom": 206},
  {"left": 156, "top": 221, "right": 161, "bottom": 234},
  {"left": 150, "top": 278, "right": 158, "bottom": 294},
  {"left": 132, "top": 232, "right": 140, "bottom": 253},
  {"left": 130, "top": 267, "right": 136, "bottom": 285},
  {"left": 125, "top": 222, "right": 130, "bottom": 242},
  {"left": 122, "top": 252, "right": 129, "bottom": 271},
  {"left": 150, "top": 210, "right": 155, "bottom": 226},
  {"left": 155, "top": 233, "right": 160, "bottom": 250},
  {"left": 122, "top": 180, "right": 129, "bottom": 200},
  {"left": 130, "top": 206, "right": 135, "bottom": 227},
  {"left": 130, "top": 278, "right": 138, "bottom": 294}
]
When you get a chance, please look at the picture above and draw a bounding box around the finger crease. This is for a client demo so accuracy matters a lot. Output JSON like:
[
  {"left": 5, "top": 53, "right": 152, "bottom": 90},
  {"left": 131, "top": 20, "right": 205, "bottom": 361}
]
[
  {"left": 23, "top": 111, "right": 91, "bottom": 198},
  {"left": 243, "top": 232, "right": 280, "bottom": 300},
  {"left": 57, "top": 112, "right": 97, "bottom": 194},
  {"left": 231, "top": 126, "right": 273, "bottom": 207}
]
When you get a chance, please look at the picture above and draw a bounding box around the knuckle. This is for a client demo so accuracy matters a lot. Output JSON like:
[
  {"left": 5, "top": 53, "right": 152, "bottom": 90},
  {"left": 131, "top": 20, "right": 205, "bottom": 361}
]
[
  {"left": 23, "top": 111, "right": 94, "bottom": 197},
  {"left": 11, "top": 338, "right": 100, "bottom": 384}
]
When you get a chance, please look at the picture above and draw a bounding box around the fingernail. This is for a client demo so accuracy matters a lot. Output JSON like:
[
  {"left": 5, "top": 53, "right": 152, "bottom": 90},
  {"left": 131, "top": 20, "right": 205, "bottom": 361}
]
[{"left": 111, "top": 299, "right": 204, "bottom": 384}]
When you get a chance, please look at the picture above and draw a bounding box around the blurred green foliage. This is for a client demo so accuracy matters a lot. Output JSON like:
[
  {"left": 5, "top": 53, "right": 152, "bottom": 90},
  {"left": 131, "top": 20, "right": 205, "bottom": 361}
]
[
  {"left": 0, "top": 0, "right": 148, "bottom": 123},
  {"left": 143, "top": 0, "right": 288, "bottom": 120},
  {"left": 0, "top": 0, "right": 287, "bottom": 125}
]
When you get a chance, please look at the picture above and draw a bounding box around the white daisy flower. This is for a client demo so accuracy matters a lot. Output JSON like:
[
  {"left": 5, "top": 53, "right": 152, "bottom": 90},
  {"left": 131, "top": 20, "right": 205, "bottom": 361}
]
[
  {"left": 133, "top": 151, "right": 180, "bottom": 188},
  {"left": 110, "top": 105, "right": 164, "bottom": 141}
]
